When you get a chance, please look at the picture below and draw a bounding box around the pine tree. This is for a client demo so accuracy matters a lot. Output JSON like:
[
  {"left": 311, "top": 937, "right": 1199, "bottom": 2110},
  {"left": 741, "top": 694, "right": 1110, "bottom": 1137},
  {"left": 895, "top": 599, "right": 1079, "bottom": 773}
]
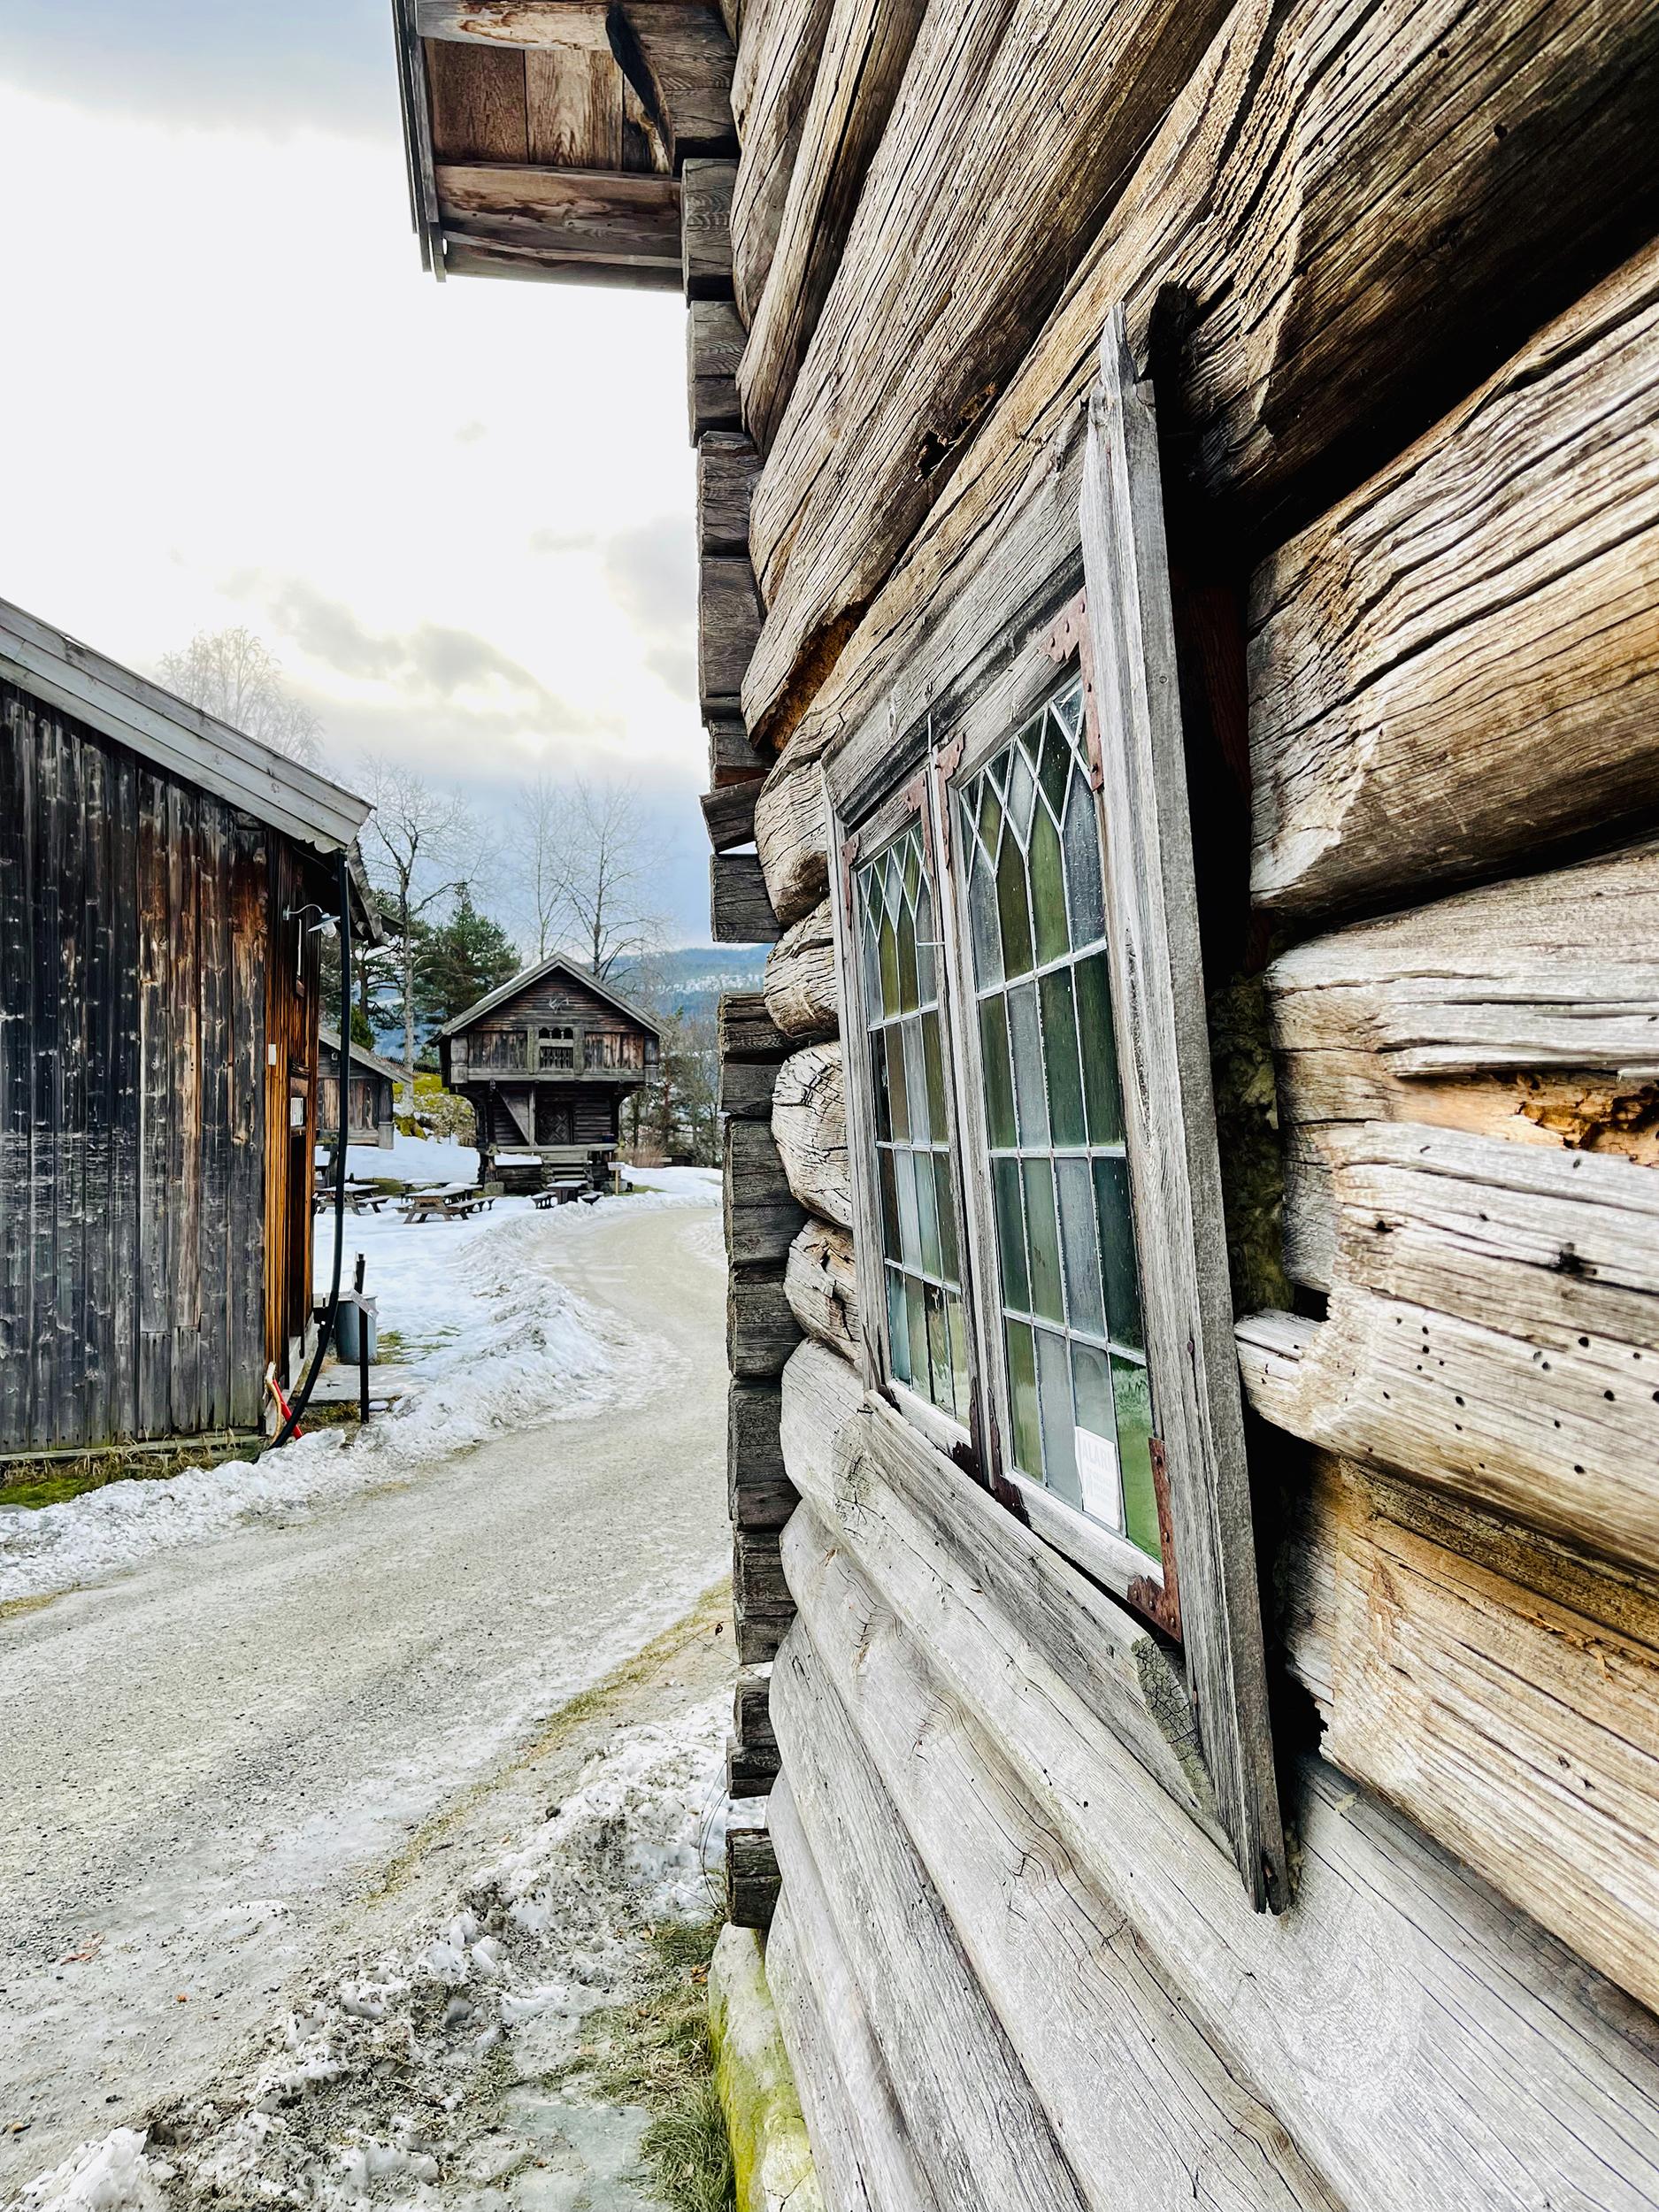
[{"left": 414, "top": 886, "right": 521, "bottom": 1031}]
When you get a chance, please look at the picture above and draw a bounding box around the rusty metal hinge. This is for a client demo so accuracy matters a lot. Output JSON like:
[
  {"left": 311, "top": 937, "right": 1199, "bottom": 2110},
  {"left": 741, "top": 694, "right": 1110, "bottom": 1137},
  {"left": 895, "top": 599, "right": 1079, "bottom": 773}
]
[
  {"left": 839, "top": 832, "right": 861, "bottom": 922},
  {"left": 932, "top": 731, "right": 965, "bottom": 871},
  {"left": 1040, "top": 589, "right": 1102, "bottom": 792},
  {"left": 1125, "top": 1436, "right": 1183, "bottom": 1642}
]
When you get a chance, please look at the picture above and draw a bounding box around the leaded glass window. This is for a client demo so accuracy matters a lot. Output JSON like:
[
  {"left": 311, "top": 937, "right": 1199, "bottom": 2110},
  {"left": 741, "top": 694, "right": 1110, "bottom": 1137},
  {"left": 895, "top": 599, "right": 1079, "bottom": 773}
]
[
  {"left": 856, "top": 823, "right": 971, "bottom": 1426},
  {"left": 958, "top": 678, "right": 1158, "bottom": 1557}
]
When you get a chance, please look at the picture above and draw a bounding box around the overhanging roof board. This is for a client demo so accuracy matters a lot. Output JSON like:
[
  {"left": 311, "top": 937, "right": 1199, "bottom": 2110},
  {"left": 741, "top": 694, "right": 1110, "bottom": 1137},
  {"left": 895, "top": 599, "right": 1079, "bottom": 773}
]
[
  {"left": 437, "top": 952, "right": 663, "bottom": 1040},
  {"left": 0, "top": 598, "right": 370, "bottom": 856},
  {"left": 319, "top": 1027, "right": 411, "bottom": 1087}
]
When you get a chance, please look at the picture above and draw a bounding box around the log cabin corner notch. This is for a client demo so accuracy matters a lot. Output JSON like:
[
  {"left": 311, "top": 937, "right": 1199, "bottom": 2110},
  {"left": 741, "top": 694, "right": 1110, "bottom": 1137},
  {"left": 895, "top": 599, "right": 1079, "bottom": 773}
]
[
  {"left": 390, "top": 0, "right": 737, "bottom": 288},
  {"left": 435, "top": 952, "right": 660, "bottom": 1188},
  {"left": 0, "top": 595, "right": 373, "bottom": 1455}
]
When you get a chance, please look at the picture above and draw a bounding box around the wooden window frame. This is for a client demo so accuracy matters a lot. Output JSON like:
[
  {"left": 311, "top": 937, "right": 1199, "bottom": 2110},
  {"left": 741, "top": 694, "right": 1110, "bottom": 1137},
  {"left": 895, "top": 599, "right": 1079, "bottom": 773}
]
[{"left": 826, "top": 304, "right": 1286, "bottom": 1910}]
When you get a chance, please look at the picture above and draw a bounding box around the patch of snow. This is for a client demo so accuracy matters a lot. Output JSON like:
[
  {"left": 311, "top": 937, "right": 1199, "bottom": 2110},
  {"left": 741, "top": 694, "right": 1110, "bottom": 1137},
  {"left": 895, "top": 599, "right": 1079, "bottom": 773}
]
[
  {"left": 618, "top": 1164, "right": 721, "bottom": 1198},
  {"left": 16, "top": 1706, "right": 731, "bottom": 2212},
  {"left": 0, "top": 1191, "right": 716, "bottom": 1607},
  {"left": 338, "top": 1131, "right": 480, "bottom": 1187}
]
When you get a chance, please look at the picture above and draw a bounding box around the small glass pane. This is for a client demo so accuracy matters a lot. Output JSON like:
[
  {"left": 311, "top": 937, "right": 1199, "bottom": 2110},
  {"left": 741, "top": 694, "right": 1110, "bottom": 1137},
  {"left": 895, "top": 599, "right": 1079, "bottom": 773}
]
[
  {"left": 878, "top": 1148, "right": 901, "bottom": 1260},
  {"left": 1055, "top": 1156, "right": 1105, "bottom": 1339},
  {"left": 1006, "top": 744, "right": 1037, "bottom": 841},
  {"left": 862, "top": 906, "right": 883, "bottom": 1014},
  {"left": 1004, "top": 1320, "right": 1042, "bottom": 1478},
  {"left": 1071, "top": 1341, "right": 1125, "bottom": 1533},
  {"left": 978, "top": 775, "right": 1002, "bottom": 856},
  {"left": 1038, "top": 713, "right": 1071, "bottom": 820},
  {"left": 871, "top": 1028, "right": 892, "bottom": 1142},
  {"left": 1005, "top": 981, "right": 1048, "bottom": 1149},
  {"left": 886, "top": 1019, "right": 910, "bottom": 1141},
  {"left": 1113, "top": 1356, "right": 1159, "bottom": 1559},
  {"left": 979, "top": 996, "right": 1017, "bottom": 1150},
  {"left": 902, "top": 1018, "right": 929, "bottom": 1143},
  {"left": 916, "top": 872, "right": 937, "bottom": 1005},
  {"left": 946, "top": 1294, "right": 970, "bottom": 1424},
  {"left": 1074, "top": 950, "right": 1125, "bottom": 1146},
  {"left": 1021, "top": 1158, "right": 1064, "bottom": 1325},
  {"left": 933, "top": 1153, "right": 959, "bottom": 1286},
  {"left": 1052, "top": 680, "right": 1084, "bottom": 743},
  {"left": 879, "top": 910, "right": 900, "bottom": 1017},
  {"left": 925, "top": 1283, "right": 949, "bottom": 1409},
  {"left": 1038, "top": 967, "right": 1086, "bottom": 1148},
  {"left": 922, "top": 1010, "right": 948, "bottom": 1139},
  {"left": 1030, "top": 802, "right": 1069, "bottom": 967},
  {"left": 996, "top": 828, "right": 1033, "bottom": 979},
  {"left": 967, "top": 838, "right": 1002, "bottom": 987},
  {"left": 1094, "top": 1156, "right": 1143, "bottom": 1351},
  {"left": 915, "top": 1147, "right": 941, "bottom": 1277},
  {"left": 905, "top": 1278, "right": 928, "bottom": 1394},
  {"left": 895, "top": 1148, "right": 921, "bottom": 1268},
  {"left": 902, "top": 833, "right": 921, "bottom": 908},
  {"left": 1064, "top": 760, "right": 1107, "bottom": 951},
  {"left": 1036, "top": 1330, "right": 1081, "bottom": 1511},
  {"left": 992, "top": 1156, "right": 1029, "bottom": 1313},
  {"left": 887, "top": 1269, "right": 910, "bottom": 1385},
  {"left": 897, "top": 894, "right": 918, "bottom": 1014}
]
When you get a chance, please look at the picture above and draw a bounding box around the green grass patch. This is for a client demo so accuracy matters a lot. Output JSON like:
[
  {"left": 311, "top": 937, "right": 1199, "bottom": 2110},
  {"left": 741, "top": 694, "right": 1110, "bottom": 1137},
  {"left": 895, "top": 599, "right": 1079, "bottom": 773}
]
[
  {"left": 0, "top": 1435, "right": 260, "bottom": 1510},
  {"left": 587, "top": 1915, "right": 735, "bottom": 2212}
]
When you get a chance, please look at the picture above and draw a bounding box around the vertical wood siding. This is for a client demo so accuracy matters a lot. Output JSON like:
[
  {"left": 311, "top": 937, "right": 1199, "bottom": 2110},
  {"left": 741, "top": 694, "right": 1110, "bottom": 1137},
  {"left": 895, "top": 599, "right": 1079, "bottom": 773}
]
[{"left": 0, "top": 681, "right": 277, "bottom": 1448}]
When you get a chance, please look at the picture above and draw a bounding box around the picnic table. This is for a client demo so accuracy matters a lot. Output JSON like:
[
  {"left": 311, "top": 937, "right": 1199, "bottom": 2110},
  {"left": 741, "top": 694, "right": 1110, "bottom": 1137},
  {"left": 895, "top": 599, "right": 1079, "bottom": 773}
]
[{"left": 397, "top": 1180, "right": 503, "bottom": 1224}]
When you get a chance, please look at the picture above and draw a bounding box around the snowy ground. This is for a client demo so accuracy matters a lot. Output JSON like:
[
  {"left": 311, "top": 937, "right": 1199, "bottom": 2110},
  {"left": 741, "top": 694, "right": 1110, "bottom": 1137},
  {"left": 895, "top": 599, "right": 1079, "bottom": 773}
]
[
  {"left": 0, "top": 1171, "right": 721, "bottom": 1608},
  {"left": 0, "top": 1199, "right": 732, "bottom": 2202}
]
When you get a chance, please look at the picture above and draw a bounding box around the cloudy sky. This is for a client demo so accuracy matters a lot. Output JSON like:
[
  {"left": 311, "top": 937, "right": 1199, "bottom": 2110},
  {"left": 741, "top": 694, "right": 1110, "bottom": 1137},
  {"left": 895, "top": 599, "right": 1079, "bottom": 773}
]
[{"left": 0, "top": 1, "right": 712, "bottom": 945}]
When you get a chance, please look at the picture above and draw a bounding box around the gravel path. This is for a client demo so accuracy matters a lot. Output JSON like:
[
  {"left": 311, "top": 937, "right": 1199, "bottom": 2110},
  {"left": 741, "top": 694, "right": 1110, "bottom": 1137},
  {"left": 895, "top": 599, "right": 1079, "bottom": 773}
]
[{"left": 0, "top": 1203, "right": 728, "bottom": 2195}]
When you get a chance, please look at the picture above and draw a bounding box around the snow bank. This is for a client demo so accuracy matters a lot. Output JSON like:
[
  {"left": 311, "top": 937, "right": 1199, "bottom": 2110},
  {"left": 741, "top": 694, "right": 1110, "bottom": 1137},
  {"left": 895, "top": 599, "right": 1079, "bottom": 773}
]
[
  {"left": 0, "top": 1190, "right": 717, "bottom": 1606},
  {"left": 15, "top": 1706, "right": 731, "bottom": 2212}
]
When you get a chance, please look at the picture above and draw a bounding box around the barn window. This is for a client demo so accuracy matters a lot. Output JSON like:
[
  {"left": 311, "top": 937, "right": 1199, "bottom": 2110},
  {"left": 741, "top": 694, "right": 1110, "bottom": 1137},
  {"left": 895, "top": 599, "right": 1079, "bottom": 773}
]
[
  {"left": 541, "top": 1025, "right": 573, "bottom": 1070},
  {"left": 830, "top": 303, "right": 1286, "bottom": 1910},
  {"left": 854, "top": 823, "right": 971, "bottom": 1428},
  {"left": 956, "top": 680, "right": 1157, "bottom": 1557}
]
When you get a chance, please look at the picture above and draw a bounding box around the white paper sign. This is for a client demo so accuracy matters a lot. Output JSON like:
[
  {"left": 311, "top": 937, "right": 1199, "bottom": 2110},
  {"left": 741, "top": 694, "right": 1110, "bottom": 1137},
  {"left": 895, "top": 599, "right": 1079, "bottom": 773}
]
[{"left": 1074, "top": 1427, "right": 1124, "bottom": 1532}]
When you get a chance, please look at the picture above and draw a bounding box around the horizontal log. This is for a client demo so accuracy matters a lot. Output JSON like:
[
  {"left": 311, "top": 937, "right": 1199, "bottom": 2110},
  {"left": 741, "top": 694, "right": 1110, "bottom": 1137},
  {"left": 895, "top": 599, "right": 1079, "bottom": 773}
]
[
  {"left": 434, "top": 162, "right": 681, "bottom": 264},
  {"left": 742, "top": 0, "right": 1233, "bottom": 743},
  {"left": 707, "top": 710, "right": 767, "bottom": 788},
  {"left": 1285, "top": 1455, "right": 1659, "bottom": 2016},
  {"left": 697, "top": 430, "right": 764, "bottom": 555},
  {"left": 726, "top": 1822, "right": 781, "bottom": 1928},
  {"left": 753, "top": 750, "right": 828, "bottom": 927},
  {"left": 729, "top": 0, "right": 835, "bottom": 324},
  {"left": 1250, "top": 242, "right": 1659, "bottom": 918},
  {"left": 744, "top": 0, "right": 1659, "bottom": 748},
  {"left": 441, "top": 237, "right": 685, "bottom": 288},
  {"left": 727, "top": 1736, "right": 780, "bottom": 1794},
  {"left": 729, "top": 1376, "right": 797, "bottom": 1527},
  {"left": 626, "top": 4, "right": 739, "bottom": 164},
  {"left": 699, "top": 552, "right": 765, "bottom": 710},
  {"left": 771, "top": 1617, "right": 1094, "bottom": 2212},
  {"left": 779, "top": 1481, "right": 1659, "bottom": 2207},
  {"left": 718, "top": 1055, "right": 777, "bottom": 1118},
  {"left": 778, "top": 1334, "right": 864, "bottom": 1492},
  {"left": 680, "top": 154, "right": 734, "bottom": 298},
  {"left": 718, "top": 987, "right": 792, "bottom": 1061},
  {"left": 771, "top": 1041, "right": 850, "bottom": 1227},
  {"left": 700, "top": 780, "right": 758, "bottom": 852},
  {"left": 725, "top": 1115, "right": 807, "bottom": 1262},
  {"left": 782, "top": 1519, "right": 1343, "bottom": 2211},
  {"left": 784, "top": 1360, "right": 1222, "bottom": 1836},
  {"left": 710, "top": 851, "right": 780, "bottom": 942},
  {"left": 419, "top": 2, "right": 613, "bottom": 50},
  {"left": 1236, "top": 1123, "right": 1659, "bottom": 1573},
  {"left": 736, "top": 1525, "right": 795, "bottom": 1661},
  {"left": 687, "top": 297, "right": 746, "bottom": 441},
  {"left": 783, "top": 1217, "right": 859, "bottom": 1361},
  {"left": 763, "top": 898, "right": 838, "bottom": 1041},
  {"left": 734, "top": 1669, "right": 775, "bottom": 1748},
  {"left": 729, "top": 1261, "right": 802, "bottom": 1376},
  {"left": 765, "top": 1810, "right": 933, "bottom": 2212},
  {"left": 737, "top": 0, "right": 929, "bottom": 454}
]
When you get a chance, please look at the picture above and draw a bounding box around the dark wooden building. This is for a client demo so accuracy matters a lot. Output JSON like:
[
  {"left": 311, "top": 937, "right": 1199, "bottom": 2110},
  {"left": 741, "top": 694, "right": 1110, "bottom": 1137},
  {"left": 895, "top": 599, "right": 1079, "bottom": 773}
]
[
  {"left": 436, "top": 955, "right": 659, "bottom": 1186},
  {"left": 0, "top": 597, "right": 373, "bottom": 1453},
  {"left": 318, "top": 1026, "right": 401, "bottom": 1152}
]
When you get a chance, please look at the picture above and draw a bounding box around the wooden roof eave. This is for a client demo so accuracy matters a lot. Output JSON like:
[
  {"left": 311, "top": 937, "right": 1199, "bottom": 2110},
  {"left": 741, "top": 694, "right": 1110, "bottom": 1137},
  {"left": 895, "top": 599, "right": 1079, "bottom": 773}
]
[
  {"left": 436, "top": 950, "right": 664, "bottom": 1040},
  {"left": 0, "top": 596, "right": 371, "bottom": 855}
]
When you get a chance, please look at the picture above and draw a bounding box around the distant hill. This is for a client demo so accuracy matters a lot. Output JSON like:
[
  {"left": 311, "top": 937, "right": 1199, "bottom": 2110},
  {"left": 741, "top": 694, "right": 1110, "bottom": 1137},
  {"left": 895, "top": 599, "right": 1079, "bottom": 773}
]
[{"left": 611, "top": 944, "right": 769, "bottom": 1021}]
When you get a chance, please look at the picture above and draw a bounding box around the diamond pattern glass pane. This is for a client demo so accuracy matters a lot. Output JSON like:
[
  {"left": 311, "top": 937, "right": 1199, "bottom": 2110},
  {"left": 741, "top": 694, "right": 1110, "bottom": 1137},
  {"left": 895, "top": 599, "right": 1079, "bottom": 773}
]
[
  {"left": 956, "top": 675, "right": 1155, "bottom": 1555},
  {"left": 857, "top": 821, "right": 970, "bottom": 1427}
]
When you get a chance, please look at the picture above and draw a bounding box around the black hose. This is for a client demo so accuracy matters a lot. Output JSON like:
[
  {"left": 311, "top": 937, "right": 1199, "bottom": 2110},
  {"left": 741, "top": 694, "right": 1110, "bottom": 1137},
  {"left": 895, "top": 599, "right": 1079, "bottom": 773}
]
[{"left": 267, "top": 848, "right": 352, "bottom": 1450}]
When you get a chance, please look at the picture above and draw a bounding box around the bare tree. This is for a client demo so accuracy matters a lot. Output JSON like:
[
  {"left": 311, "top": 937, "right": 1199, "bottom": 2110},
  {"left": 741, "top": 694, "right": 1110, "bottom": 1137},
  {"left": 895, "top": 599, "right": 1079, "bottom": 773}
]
[
  {"left": 158, "top": 627, "right": 323, "bottom": 766},
  {"left": 507, "top": 775, "right": 570, "bottom": 962},
  {"left": 551, "top": 780, "right": 671, "bottom": 980},
  {"left": 358, "top": 757, "right": 476, "bottom": 1089}
]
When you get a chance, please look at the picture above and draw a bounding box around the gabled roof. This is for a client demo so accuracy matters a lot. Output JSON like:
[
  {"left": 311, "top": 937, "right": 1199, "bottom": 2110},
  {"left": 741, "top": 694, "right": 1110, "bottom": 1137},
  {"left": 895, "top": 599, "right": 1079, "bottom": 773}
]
[
  {"left": 0, "top": 595, "right": 370, "bottom": 854},
  {"left": 319, "top": 1026, "right": 408, "bottom": 1087},
  {"left": 436, "top": 952, "right": 661, "bottom": 1041}
]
